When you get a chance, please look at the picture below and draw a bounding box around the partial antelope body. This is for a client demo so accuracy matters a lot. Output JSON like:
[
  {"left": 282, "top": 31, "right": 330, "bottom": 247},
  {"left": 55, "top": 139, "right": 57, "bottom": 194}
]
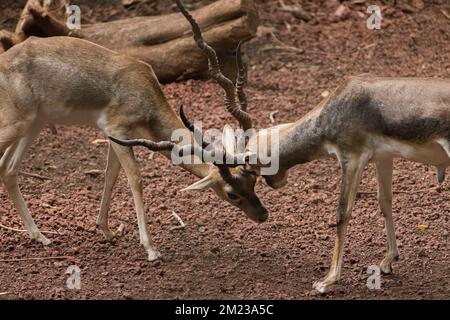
[
  {"left": 248, "top": 76, "right": 450, "bottom": 293},
  {"left": 0, "top": 0, "right": 268, "bottom": 262},
  {"left": 179, "top": 74, "right": 449, "bottom": 292}
]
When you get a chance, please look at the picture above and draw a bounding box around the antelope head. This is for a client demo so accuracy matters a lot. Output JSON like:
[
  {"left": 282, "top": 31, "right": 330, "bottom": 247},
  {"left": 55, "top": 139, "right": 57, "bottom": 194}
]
[{"left": 109, "top": 0, "right": 268, "bottom": 223}]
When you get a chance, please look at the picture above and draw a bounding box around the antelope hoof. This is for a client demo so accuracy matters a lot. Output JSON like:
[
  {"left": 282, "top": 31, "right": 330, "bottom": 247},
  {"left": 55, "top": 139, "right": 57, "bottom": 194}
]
[
  {"left": 97, "top": 224, "right": 117, "bottom": 242},
  {"left": 380, "top": 255, "right": 398, "bottom": 274},
  {"left": 313, "top": 279, "right": 336, "bottom": 294},
  {"left": 32, "top": 232, "right": 52, "bottom": 246},
  {"left": 102, "top": 229, "right": 116, "bottom": 242}
]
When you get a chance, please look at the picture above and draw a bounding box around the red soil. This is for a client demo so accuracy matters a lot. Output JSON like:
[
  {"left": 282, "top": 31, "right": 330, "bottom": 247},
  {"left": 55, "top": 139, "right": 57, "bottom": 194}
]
[{"left": 0, "top": 0, "right": 449, "bottom": 299}]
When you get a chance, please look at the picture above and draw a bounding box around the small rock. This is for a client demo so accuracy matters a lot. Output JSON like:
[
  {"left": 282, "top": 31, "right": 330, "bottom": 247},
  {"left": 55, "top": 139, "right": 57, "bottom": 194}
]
[
  {"left": 70, "top": 247, "right": 80, "bottom": 255},
  {"left": 357, "top": 11, "right": 365, "bottom": 18},
  {"left": 91, "top": 139, "right": 108, "bottom": 145},
  {"left": 321, "top": 90, "right": 330, "bottom": 98},
  {"left": 413, "top": 0, "right": 425, "bottom": 11},
  {"left": 418, "top": 249, "right": 427, "bottom": 258},
  {"left": 220, "top": 286, "right": 235, "bottom": 293},
  {"left": 291, "top": 7, "right": 312, "bottom": 22},
  {"left": 334, "top": 4, "right": 350, "bottom": 19},
  {"left": 400, "top": 4, "right": 416, "bottom": 14},
  {"left": 210, "top": 247, "right": 220, "bottom": 254}
]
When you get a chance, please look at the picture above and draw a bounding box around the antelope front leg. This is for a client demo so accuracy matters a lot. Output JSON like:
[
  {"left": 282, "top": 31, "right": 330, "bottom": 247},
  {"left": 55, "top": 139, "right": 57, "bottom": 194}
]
[
  {"left": 96, "top": 143, "right": 121, "bottom": 241},
  {"left": 110, "top": 141, "right": 161, "bottom": 262},
  {"left": 313, "top": 155, "right": 368, "bottom": 294},
  {"left": 375, "top": 158, "right": 399, "bottom": 274}
]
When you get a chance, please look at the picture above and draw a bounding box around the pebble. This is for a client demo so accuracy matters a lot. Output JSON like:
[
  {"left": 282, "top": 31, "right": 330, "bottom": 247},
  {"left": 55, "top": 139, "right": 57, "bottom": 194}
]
[{"left": 122, "top": 291, "right": 133, "bottom": 300}]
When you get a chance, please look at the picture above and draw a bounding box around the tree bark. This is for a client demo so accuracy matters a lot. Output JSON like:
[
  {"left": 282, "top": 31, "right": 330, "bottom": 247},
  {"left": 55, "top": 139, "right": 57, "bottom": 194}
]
[{"left": 0, "top": 0, "right": 259, "bottom": 82}]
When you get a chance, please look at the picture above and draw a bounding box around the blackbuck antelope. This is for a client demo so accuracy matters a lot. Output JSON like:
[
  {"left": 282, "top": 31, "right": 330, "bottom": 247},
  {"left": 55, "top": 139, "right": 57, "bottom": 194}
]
[
  {"left": 0, "top": 1, "right": 268, "bottom": 262},
  {"left": 184, "top": 75, "right": 450, "bottom": 293},
  {"left": 250, "top": 76, "right": 450, "bottom": 293},
  {"left": 120, "top": 2, "right": 450, "bottom": 293}
]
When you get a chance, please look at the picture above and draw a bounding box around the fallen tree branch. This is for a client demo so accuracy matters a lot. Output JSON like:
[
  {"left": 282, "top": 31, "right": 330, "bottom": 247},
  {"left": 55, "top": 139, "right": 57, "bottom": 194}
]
[
  {"left": 0, "top": 223, "right": 59, "bottom": 235},
  {"left": 440, "top": 9, "right": 450, "bottom": 20},
  {"left": 258, "top": 26, "right": 303, "bottom": 54},
  {"left": 20, "top": 171, "right": 52, "bottom": 181},
  {"left": 261, "top": 44, "right": 304, "bottom": 53},
  {"left": 0, "top": 256, "right": 70, "bottom": 263},
  {"left": 279, "top": 0, "right": 312, "bottom": 21}
]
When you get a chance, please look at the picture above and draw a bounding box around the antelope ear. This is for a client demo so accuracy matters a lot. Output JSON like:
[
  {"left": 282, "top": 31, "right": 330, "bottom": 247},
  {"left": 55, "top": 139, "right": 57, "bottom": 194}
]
[{"left": 182, "top": 174, "right": 215, "bottom": 191}]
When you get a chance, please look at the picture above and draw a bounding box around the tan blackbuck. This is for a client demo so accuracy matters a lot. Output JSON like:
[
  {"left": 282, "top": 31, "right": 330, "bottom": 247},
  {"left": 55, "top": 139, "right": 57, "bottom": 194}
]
[
  {"left": 251, "top": 76, "right": 450, "bottom": 293},
  {"left": 119, "top": 0, "right": 450, "bottom": 293},
  {"left": 0, "top": 1, "right": 269, "bottom": 262}
]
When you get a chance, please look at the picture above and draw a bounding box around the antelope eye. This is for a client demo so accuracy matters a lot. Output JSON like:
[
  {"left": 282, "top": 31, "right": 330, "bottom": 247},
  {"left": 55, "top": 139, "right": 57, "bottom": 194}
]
[{"left": 227, "top": 192, "right": 240, "bottom": 201}]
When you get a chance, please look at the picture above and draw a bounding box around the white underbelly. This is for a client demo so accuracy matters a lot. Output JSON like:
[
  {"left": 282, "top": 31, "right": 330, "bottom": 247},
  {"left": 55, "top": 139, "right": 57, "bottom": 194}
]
[{"left": 372, "top": 136, "right": 450, "bottom": 166}]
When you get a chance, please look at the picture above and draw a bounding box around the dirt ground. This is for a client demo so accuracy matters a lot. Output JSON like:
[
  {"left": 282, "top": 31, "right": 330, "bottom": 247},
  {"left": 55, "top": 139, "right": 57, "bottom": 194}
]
[{"left": 0, "top": 0, "right": 449, "bottom": 300}]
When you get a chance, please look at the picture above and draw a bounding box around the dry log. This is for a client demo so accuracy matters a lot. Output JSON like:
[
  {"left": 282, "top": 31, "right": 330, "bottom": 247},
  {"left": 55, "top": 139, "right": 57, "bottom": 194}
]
[
  {"left": 116, "top": 15, "right": 257, "bottom": 81},
  {"left": 0, "top": 0, "right": 259, "bottom": 82}
]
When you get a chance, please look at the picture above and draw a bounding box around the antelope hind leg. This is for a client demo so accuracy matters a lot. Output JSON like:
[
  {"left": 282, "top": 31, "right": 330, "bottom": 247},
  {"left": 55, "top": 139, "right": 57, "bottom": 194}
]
[{"left": 375, "top": 158, "right": 399, "bottom": 274}]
